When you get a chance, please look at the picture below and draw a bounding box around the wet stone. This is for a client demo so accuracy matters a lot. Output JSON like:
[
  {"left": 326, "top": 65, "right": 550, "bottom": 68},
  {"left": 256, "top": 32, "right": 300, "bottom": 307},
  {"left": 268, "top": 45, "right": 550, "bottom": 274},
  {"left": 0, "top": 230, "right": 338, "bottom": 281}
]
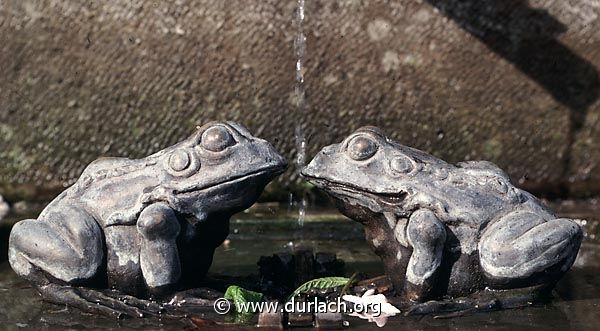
[
  {"left": 286, "top": 311, "right": 314, "bottom": 328},
  {"left": 314, "top": 312, "right": 345, "bottom": 329},
  {"left": 257, "top": 302, "right": 283, "bottom": 328}
]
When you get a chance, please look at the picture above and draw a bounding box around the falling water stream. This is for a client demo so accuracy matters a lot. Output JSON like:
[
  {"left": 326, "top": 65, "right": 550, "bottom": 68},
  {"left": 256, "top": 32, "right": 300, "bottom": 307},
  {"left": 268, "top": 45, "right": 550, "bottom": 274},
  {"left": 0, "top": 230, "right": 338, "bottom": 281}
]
[{"left": 293, "top": 0, "right": 307, "bottom": 227}]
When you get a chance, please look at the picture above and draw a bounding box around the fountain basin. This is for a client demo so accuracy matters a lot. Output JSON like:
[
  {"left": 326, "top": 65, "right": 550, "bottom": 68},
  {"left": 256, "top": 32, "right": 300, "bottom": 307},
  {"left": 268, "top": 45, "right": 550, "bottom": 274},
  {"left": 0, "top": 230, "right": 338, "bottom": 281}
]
[{"left": 1, "top": 202, "right": 599, "bottom": 329}]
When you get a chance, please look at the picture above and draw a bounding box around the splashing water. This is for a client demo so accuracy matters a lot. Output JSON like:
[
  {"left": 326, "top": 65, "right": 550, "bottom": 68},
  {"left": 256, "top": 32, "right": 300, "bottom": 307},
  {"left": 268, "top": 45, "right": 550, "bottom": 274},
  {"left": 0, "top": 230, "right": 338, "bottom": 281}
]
[{"left": 294, "top": 0, "right": 307, "bottom": 227}]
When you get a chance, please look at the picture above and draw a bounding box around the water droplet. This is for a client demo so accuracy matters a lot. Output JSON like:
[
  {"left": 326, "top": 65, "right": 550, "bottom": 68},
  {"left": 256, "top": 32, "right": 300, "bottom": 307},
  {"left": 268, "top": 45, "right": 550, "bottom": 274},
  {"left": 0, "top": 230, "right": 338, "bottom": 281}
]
[
  {"left": 298, "top": 197, "right": 307, "bottom": 227},
  {"left": 436, "top": 129, "right": 444, "bottom": 140}
]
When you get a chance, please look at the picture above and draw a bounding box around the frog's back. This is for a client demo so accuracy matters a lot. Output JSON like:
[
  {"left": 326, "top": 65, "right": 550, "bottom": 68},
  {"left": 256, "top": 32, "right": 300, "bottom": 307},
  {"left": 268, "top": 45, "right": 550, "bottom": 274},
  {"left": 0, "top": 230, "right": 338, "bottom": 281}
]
[
  {"left": 455, "top": 161, "right": 555, "bottom": 219},
  {"left": 68, "top": 157, "right": 161, "bottom": 224},
  {"left": 78, "top": 157, "right": 144, "bottom": 182},
  {"left": 429, "top": 161, "right": 552, "bottom": 229},
  {"left": 450, "top": 161, "right": 555, "bottom": 226}
]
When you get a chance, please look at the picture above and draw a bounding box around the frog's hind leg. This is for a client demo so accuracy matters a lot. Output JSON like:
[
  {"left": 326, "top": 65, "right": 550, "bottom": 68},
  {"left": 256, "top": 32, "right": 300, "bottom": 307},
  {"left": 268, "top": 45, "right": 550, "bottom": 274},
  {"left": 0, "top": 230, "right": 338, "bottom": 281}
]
[
  {"left": 406, "top": 212, "right": 582, "bottom": 318},
  {"left": 8, "top": 207, "right": 163, "bottom": 318},
  {"left": 478, "top": 211, "right": 583, "bottom": 288},
  {"left": 8, "top": 206, "right": 104, "bottom": 285}
]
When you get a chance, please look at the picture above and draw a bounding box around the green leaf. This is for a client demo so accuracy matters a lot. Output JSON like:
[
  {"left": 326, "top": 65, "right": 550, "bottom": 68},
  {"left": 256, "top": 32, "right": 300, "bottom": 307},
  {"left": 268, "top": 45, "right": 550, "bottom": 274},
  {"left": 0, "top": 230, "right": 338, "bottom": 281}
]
[
  {"left": 341, "top": 272, "right": 359, "bottom": 295},
  {"left": 287, "top": 277, "right": 351, "bottom": 301},
  {"left": 224, "top": 285, "right": 264, "bottom": 314}
]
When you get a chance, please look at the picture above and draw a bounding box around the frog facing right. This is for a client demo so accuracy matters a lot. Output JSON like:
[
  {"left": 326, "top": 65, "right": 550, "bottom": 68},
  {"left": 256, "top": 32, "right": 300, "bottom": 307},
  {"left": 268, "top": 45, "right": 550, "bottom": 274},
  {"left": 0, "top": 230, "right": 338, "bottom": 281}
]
[
  {"left": 8, "top": 121, "right": 287, "bottom": 318},
  {"left": 302, "top": 126, "right": 583, "bottom": 312}
]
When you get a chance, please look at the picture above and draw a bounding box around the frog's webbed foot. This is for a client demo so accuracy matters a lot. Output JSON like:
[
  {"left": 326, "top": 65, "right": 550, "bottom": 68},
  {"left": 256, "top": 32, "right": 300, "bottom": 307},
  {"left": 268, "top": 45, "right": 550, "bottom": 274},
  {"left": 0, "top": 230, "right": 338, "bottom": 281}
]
[
  {"left": 404, "top": 284, "right": 550, "bottom": 318},
  {"left": 404, "top": 297, "right": 499, "bottom": 318},
  {"left": 166, "top": 288, "right": 222, "bottom": 307},
  {"left": 37, "top": 283, "right": 166, "bottom": 319}
]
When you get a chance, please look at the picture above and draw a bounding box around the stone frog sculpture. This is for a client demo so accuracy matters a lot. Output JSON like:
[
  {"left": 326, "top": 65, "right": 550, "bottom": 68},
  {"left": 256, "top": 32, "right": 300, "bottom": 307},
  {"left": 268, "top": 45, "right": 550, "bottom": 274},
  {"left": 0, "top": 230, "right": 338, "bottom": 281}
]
[
  {"left": 8, "top": 121, "right": 287, "bottom": 318},
  {"left": 302, "top": 126, "right": 582, "bottom": 313}
]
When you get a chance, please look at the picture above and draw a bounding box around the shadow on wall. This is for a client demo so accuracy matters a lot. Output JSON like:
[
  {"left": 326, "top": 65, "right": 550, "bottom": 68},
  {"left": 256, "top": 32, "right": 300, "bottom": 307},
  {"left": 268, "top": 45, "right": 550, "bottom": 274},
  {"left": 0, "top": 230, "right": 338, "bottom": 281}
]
[{"left": 426, "top": 0, "right": 600, "bottom": 130}]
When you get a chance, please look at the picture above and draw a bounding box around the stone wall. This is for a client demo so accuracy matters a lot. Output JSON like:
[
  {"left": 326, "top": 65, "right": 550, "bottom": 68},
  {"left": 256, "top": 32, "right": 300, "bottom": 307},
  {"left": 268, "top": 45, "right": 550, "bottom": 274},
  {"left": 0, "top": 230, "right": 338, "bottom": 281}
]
[{"left": 0, "top": 0, "right": 599, "bottom": 201}]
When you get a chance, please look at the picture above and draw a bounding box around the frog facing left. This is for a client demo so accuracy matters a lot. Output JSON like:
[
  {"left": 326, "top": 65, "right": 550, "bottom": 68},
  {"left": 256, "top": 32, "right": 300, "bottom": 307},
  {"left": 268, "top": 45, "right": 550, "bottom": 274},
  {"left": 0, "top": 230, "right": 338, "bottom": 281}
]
[
  {"left": 8, "top": 121, "right": 287, "bottom": 318},
  {"left": 302, "top": 126, "right": 582, "bottom": 314}
]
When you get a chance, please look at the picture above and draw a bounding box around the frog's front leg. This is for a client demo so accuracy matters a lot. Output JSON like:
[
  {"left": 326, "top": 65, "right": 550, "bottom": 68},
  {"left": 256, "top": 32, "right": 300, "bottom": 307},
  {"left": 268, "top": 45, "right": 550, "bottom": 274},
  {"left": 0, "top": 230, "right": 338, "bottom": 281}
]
[
  {"left": 137, "top": 202, "right": 181, "bottom": 298},
  {"left": 404, "top": 209, "right": 446, "bottom": 301}
]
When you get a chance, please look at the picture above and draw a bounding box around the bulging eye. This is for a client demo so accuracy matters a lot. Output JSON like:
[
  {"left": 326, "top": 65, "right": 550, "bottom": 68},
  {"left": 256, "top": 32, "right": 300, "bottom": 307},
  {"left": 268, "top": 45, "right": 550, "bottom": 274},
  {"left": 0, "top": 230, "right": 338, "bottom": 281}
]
[
  {"left": 201, "top": 126, "right": 236, "bottom": 152},
  {"left": 347, "top": 136, "right": 378, "bottom": 160},
  {"left": 390, "top": 155, "right": 414, "bottom": 174},
  {"left": 169, "top": 150, "right": 190, "bottom": 171},
  {"left": 166, "top": 149, "right": 200, "bottom": 177}
]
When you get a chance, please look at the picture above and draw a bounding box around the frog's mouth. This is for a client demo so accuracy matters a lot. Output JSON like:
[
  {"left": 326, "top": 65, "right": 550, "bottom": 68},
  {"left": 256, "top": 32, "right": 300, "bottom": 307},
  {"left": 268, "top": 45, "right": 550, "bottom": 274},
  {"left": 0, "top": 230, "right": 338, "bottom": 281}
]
[
  {"left": 303, "top": 176, "right": 407, "bottom": 207},
  {"left": 174, "top": 164, "right": 286, "bottom": 195}
]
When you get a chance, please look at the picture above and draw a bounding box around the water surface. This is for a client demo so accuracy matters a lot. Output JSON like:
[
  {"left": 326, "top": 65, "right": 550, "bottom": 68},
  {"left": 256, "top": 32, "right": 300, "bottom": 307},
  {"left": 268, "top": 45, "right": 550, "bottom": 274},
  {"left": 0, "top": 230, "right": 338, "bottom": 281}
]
[{"left": 0, "top": 203, "right": 598, "bottom": 330}]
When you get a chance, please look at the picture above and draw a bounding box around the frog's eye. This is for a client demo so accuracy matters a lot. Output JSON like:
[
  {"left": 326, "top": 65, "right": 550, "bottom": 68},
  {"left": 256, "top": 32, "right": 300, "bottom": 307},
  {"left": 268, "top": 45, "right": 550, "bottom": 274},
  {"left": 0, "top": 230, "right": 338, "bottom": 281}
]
[
  {"left": 201, "top": 126, "right": 236, "bottom": 152},
  {"left": 390, "top": 155, "right": 414, "bottom": 174},
  {"left": 169, "top": 150, "right": 190, "bottom": 172},
  {"left": 347, "top": 136, "right": 378, "bottom": 161},
  {"left": 166, "top": 149, "right": 200, "bottom": 176}
]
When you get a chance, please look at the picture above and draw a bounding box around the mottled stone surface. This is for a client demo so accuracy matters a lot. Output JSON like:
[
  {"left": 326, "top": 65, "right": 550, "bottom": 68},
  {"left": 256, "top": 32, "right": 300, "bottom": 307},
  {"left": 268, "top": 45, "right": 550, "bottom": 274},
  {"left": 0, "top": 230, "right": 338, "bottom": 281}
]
[{"left": 0, "top": 0, "right": 599, "bottom": 201}]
